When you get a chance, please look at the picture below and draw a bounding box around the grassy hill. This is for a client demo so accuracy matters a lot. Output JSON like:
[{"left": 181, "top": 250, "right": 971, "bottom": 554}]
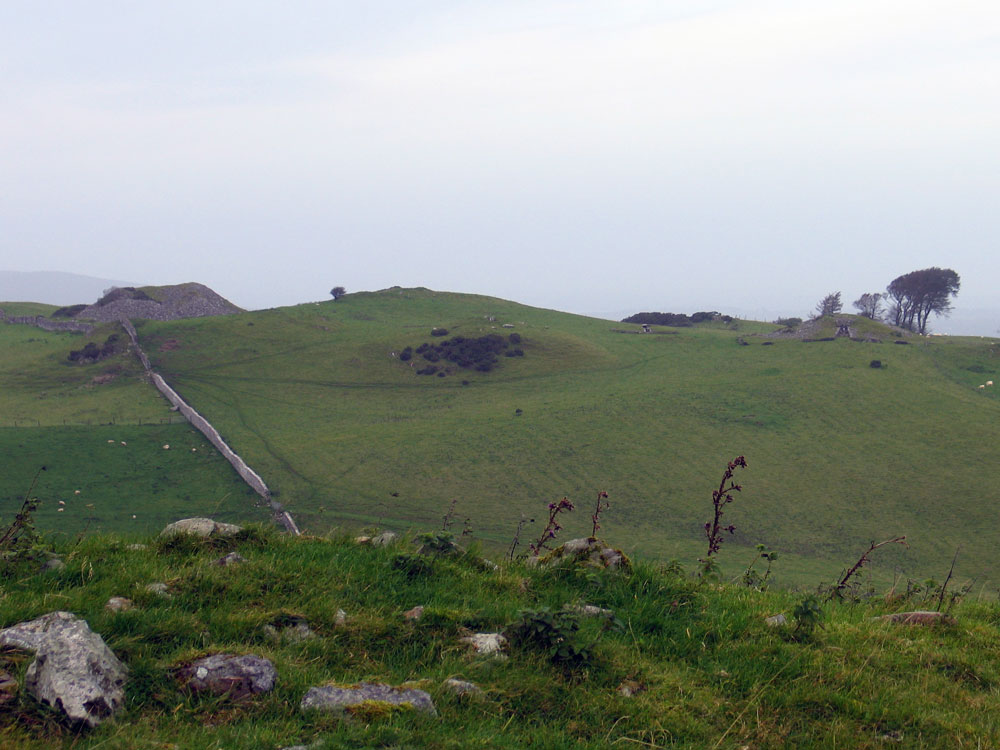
[
  {"left": 3, "top": 527, "right": 1000, "bottom": 749},
  {"left": 3, "top": 287, "right": 999, "bottom": 588}
]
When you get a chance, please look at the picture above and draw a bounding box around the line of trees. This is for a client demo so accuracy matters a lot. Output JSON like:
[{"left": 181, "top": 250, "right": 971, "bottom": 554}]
[{"left": 815, "top": 267, "right": 960, "bottom": 334}]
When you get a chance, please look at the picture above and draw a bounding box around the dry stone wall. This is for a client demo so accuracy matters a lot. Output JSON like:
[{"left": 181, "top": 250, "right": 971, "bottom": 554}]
[
  {"left": 1, "top": 313, "right": 94, "bottom": 334},
  {"left": 120, "top": 319, "right": 300, "bottom": 535}
]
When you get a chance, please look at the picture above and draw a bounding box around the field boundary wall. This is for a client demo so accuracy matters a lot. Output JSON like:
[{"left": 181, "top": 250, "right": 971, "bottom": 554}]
[{"left": 120, "top": 319, "right": 301, "bottom": 535}]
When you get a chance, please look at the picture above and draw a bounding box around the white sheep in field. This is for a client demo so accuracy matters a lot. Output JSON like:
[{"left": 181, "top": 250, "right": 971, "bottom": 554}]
[
  {"left": 979, "top": 385, "right": 986, "bottom": 389},
  {"left": 987, "top": 381, "right": 994, "bottom": 386}
]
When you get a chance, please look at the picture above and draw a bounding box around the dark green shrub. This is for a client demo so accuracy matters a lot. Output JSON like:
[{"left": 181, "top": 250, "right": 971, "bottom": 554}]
[
  {"left": 51, "top": 304, "right": 87, "bottom": 318},
  {"left": 431, "top": 328, "right": 449, "bottom": 337},
  {"left": 391, "top": 553, "right": 434, "bottom": 579},
  {"left": 507, "top": 607, "right": 593, "bottom": 670}
]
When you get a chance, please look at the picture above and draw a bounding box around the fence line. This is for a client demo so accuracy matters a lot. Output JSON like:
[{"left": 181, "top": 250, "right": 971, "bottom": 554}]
[{"left": 120, "top": 319, "right": 300, "bottom": 535}]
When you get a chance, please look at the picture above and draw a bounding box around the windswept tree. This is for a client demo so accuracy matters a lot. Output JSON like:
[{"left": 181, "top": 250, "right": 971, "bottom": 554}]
[
  {"left": 885, "top": 268, "right": 960, "bottom": 333},
  {"left": 329, "top": 286, "right": 346, "bottom": 300},
  {"left": 853, "top": 292, "right": 884, "bottom": 320},
  {"left": 814, "top": 292, "right": 843, "bottom": 318}
]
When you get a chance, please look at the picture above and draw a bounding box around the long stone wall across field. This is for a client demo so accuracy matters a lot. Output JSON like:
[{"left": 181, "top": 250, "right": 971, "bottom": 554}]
[
  {"left": 120, "top": 319, "right": 300, "bottom": 535},
  {"left": 1, "top": 313, "right": 94, "bottom": 334}
]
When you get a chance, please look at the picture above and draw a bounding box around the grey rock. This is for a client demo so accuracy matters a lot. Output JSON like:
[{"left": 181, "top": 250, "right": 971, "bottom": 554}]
[
  {"left": 125, "top": 543, "right": 147, "bottom": 551},
  {"left": 264, "top": 621, "right": 316, "bottom": 644},
  {"left": 176, "top": 653, "right": 276, "bottom": 699},
  {"left": 765, "top": 613, "right": 787, "bottom": 627},
  {"left": 215, "top": 551, "right": 247, "bottom": 566},
  {"left": 160, "top": 517, "right": 242, "bottom": 538},
  {"left": 105, "top": 597, "right": 133, "bottom": 612},
  {"left": 570, "top": 604, "right": 615, "bottom": 619},
  {"left": 301, "top": 682, "right": 437, "bottom": 716},
  {"left": 460, "top": 633, "right": 507, "bottom": 656},
  {"left": 442, "top": 678, "right": 482, "bottom": 696},
  {"left": 40, "top": 558, "right": 65, "bottom": 573},
  {"left": 0, "top": 611, "right": 127, "bottom": 727},
  {"left": 543, "top": 538, "right": 631, "bottom": 571},
  {"left": 144, "top": 582, "right": 170, "bottom": 597},
  {"left": 403, "top": 605, "right": 424, "bottom": 621},
  {"left": 335, "top": 609, "right": 348, "bottom": 626},
  {"left": 617, "top": 680, "right": 645, "bottom": 698},
  {"left": 371, "top": 531, "right": 398, "bottom": 547}
]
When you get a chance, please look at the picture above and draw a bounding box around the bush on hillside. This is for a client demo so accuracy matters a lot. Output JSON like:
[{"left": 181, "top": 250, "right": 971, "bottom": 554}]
[
  {"left": 68, "top": 333, "right": 121, "bottom": 363},
  {"left": 51, "top": 304, "right": 88, "bottom": 318},
  {"left": 96, "top": 286, "right": 153, "bottom": 307},
  {"left": 404, "top": 332, "right": 526, "bottom": 376}
]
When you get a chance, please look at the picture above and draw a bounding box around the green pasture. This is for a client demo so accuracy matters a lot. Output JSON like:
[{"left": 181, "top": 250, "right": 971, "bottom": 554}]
[
  {"left": 0, "top": 316, "right": 265, "bottom": 536},
  {"left": 123, "top": 288, "right": 1000, "bottom": 587}
]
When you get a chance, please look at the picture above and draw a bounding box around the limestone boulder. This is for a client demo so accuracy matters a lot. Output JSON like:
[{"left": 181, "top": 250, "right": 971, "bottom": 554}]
[
  {"left": 301, "top": 682, "right": 437, "bottom": 716},
  {"left": 176, "top": 653, "right": 276, "bottom": 699},
  {"left": 0, "top": 611, "right": 127, "bottom": 728},
  {"left": 540, "top": 538, "right": 632, "bottom": 572},
  {"left": 160, "top": 518, "right": 242, "bottom": 538}
]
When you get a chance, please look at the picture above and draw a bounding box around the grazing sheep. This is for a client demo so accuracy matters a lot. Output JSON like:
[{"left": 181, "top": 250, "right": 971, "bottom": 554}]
[
  {"left": 978, "top": 385, "right": 986, "bottom": 389},
  {"left": 987, "top": 381, "right": 994, "bottom": 386}
]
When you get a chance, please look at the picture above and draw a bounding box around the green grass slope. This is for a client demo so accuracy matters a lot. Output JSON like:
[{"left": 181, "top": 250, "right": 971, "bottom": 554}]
[
  {"left": 127, "top": 288, "right": 1000, "bottom": 587},
  {"left": 0, "top": 321, "right": 265, "bottom": 536},
  {"left": 3, "top": 529, "right": 1000, "bottom": 749}
]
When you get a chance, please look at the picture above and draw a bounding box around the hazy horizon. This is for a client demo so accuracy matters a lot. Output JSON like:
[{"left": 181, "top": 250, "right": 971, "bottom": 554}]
[
  {"left": 2, "top": 2, "right": 997, "bottom": 334},
  {"left": 1, "top": 268, "right": 994, "bottom": 336}
]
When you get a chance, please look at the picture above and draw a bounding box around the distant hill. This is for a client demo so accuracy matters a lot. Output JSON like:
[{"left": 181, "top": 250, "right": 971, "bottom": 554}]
[
  {"left": 2, "top": 286, "right": 999, "bottom": 588},
  {"left": 0, "top": 270, "right": 137, "bottom": 305}
]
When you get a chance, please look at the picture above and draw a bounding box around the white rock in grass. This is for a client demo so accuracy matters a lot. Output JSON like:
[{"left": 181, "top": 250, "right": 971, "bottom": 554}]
[
  {"left": 460, "top": 633, "right": 507, "bottom": 656},
  {"left": 160, "top": 518, "right": 242, "bottom": 538},
  {"left": 0, "top": 612, "right": 127, "bottom": 728},
  {"left": 442, "top": 678, "right": 482, "bottom": 696}
]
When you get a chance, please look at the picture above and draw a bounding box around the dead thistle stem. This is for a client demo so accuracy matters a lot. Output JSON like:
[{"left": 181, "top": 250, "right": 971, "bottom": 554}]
[
  {"left": 590, "top": 491, "right": 609, "bottom": 538},
  {"left": 0, "top": 465, "right": 46, "bottom": 550},
  {"left": 831, "top": 536, "right": 908, "bottom": 599},
  {"left": 935, "top": 547, "right": 960, "bottom": 613},
  {"left": 529, "top": 497, "right": 575, "bottom": 556},
  {"left": 700, "top": 456, "right": 748, "bottom": 565}
]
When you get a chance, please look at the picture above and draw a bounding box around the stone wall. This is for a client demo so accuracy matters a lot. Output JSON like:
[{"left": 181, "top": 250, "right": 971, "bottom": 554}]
[
  {"left": 120, "top": 320, "right": 300, "bottom": 535},
  {"left": 1, "top": 314, "right": 94, "bottom": 334}
]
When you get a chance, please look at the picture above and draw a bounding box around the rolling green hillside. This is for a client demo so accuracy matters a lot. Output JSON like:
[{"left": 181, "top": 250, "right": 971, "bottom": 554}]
[{"left": 107, "top": 287, "right": 1000, "bottom": 588}]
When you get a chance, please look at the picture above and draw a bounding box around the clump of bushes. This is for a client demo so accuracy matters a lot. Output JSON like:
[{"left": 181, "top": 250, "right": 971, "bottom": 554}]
[
  {"left": 774, "top": 317, "right": 803, "bottom": 328},
  {"left": 51, "top": 304, "right": 87, "bottom": 318},
  {"left": 68, "top": 333, "right": 121, "bottom": 363},
  {"left": 404, "top": 333, "right": 525, "bottom": 376}
]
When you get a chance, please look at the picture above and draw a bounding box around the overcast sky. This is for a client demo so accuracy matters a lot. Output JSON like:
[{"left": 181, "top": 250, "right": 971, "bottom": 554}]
[{"left": 1, "top": 1, "right": 997, "bottom": 332}]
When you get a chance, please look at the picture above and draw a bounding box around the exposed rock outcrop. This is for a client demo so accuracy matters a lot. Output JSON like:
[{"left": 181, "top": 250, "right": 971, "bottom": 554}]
[
  {"left": 75, "top": 283, "right": 242, "bottom": 322},
  {"left": 0, "top": 612, "right": 128, "bottom": 728}
]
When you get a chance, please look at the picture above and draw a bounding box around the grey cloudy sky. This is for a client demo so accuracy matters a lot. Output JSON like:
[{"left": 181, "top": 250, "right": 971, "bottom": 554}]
[{"left": 2, "top": 1, "right": 998, "bottom": 332}]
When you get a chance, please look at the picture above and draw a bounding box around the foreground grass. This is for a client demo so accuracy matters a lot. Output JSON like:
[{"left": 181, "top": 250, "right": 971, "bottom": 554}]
[{"left": 3, "top": 527, "right": 1000, "bottom": 749}]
